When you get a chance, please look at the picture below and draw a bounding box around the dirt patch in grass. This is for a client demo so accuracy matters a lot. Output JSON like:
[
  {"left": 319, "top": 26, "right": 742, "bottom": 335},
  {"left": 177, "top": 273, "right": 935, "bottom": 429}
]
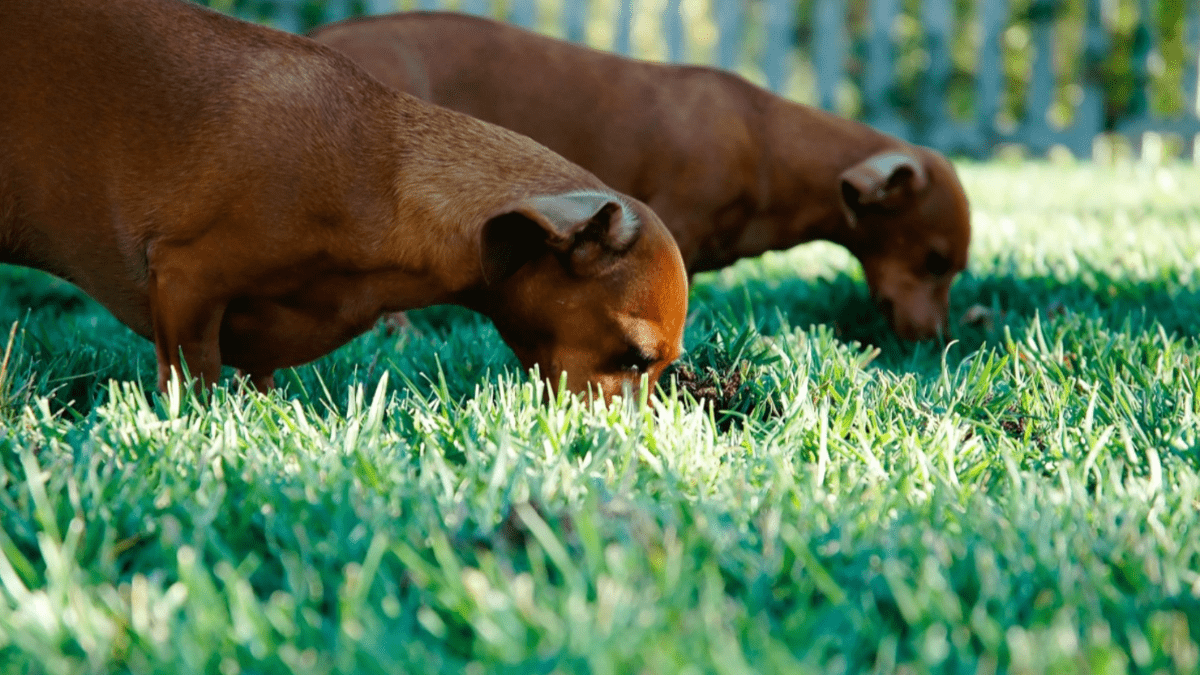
[{"left": 673, "top": 364, "right": 744, "bottom": 410}]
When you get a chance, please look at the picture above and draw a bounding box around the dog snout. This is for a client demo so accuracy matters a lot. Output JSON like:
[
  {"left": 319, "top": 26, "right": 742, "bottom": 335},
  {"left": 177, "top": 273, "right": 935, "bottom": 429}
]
[
  {"left": 874, "top": 295, "right": 897, "bottom": 327},
  {"left": 890, "top": 302, "right": 949, "bottom": 342},
  {"left": 556, "top": 373, "right": 643, "bottom": 403}
]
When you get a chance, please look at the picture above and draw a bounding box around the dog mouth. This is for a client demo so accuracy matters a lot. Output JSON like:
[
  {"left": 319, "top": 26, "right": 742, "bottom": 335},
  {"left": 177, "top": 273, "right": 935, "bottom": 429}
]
[
  {"left": 873, "top": 295, "right": 949, "bottom": 342},
  {"left": 874, "top": 295, "right": 897, "bottom": 327}
]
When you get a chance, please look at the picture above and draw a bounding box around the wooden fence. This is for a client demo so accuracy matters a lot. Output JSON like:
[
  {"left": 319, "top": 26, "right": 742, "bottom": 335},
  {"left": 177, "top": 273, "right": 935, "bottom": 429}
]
[{"left": 213, "top": 0, "right": 1200, "bottom": 160}]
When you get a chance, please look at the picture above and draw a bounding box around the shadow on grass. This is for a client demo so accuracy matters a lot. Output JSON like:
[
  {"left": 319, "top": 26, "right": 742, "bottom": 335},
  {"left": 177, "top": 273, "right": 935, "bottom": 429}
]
[
  {"left": 1, "top": 261, "right": 1197, "bottom": 416},
  {"left": 689, "top": 265, "right": 1200, "bottom": 374},
  {"left": 0, "top": 265, "right": 524, "bottom": 416}
]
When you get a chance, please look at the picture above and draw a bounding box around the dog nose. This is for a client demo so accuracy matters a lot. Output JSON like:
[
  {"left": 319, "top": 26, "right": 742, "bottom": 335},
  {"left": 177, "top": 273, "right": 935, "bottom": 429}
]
[
  {"left": 905, "top": 312, "right": 950, "bottom": 342},
  {"left": 880, "top": 298, "right": 951, "bottom": 342},
  {"left": 874, "top": 296, "right": 896, "bottom": 326}
]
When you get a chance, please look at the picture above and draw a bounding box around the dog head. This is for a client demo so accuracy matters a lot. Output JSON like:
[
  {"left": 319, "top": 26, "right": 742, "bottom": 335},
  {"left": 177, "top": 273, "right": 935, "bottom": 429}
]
[
  {"left": 838, "top": 148, "right": 970, "bottom": 341},
  {"left": 477, "top": 190, "right": 688, "bottom": 400}
]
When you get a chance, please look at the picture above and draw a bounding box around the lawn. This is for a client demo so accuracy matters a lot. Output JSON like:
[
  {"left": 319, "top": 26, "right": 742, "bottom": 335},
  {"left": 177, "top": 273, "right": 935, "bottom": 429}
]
[{"left": 1, "top": 160, "right": 1199, "bottom": 674}]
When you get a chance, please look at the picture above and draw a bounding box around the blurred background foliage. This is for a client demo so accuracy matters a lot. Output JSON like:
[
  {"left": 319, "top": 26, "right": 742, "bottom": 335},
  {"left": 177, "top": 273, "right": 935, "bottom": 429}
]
[{"left": 197, "top": 0, "right": 1198, "bottom": 149}]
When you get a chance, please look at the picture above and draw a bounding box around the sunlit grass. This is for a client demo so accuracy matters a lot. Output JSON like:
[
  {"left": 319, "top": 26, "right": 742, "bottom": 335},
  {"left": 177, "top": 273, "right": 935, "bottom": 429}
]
[{"left": 1, "top": 161, "right": 1200, "bottom": 673}]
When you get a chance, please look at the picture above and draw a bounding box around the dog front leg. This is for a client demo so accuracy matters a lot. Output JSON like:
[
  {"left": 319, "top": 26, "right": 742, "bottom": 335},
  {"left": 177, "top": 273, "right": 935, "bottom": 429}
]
[
  {"left": 235, "top": 369, "right": 276, "bottom": 391},
  {"left": 149, "top": 268, "right": 226, "bottom": 392}
]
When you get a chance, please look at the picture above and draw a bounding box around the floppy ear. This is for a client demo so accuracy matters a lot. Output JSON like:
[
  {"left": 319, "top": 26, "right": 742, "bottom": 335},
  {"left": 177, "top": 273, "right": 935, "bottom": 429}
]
[
  {"left": 480, "top": 191, "right": 640, "bottom": 282},
  {"left": 839, "top": 151, "right": 929, "bottom": 227}
]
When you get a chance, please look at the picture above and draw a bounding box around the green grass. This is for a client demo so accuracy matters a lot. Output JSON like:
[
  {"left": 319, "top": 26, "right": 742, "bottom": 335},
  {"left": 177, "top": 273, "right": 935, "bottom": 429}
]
[{"left": 2, "top": 160, "right": 1200, "bottom": 674}]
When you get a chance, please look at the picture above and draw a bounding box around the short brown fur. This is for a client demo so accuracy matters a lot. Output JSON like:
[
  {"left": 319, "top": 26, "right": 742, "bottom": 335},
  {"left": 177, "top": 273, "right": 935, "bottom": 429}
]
[
  {"left": 312, "top": 12, "right": 971, "bottom": 340},
  {"left": 0, "top": 0, "right": 687, "bottom": 398}
]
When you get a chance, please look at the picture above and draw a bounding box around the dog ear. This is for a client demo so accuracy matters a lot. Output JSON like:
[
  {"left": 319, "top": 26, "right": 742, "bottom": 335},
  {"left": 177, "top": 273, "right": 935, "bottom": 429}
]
[
  {"left": 839, "top": 151, "right": 929, "bottom": 227},
  {"left": 480, "top": 191, "right": 639, "bottom": 282}
]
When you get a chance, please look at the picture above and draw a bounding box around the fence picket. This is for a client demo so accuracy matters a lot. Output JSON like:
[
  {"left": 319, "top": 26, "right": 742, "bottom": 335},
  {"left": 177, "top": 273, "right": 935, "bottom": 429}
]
[
  {"left": 1020, "top": 0, "right": 1056, "bottom": 154},
  {"left": 863, "top": 0, "right": 905, "bottom": 138},
  {"left": 362, "top": 0, "right": 398, "bottom": 13},
  {"left": 813, "top": 0, "right": 845, "bottom": 113},
  {"left": 1188, "top": 0, "right": 1200, "bottom": 117},
  {"left": 714, "top": 0, "right": 744, "bottom": 71},
  {"left": 268, "top": 0, "right": 304, "bottom": 32},
  {"left": 1066, "top": 0, "right": 1107, "bottom": 157},
  {"left": 664, "top": 0, "right": 687, "bottom": 61},
  {"left": 917, "top": 0, "right": 953, "bottom": 149},
  {"left": 1129, "top": 0, "right": 1156, "bottom": 123},
  {"left": 612, "top": 0, "right": 634, "bottom": 55},
  {"left": 508, "top": 0, "right": 538, "bottom": 28},
  {"left": 761, "top": 0, "right": 796, "bottom": 93},
  {"left": 564, "top": 0, "right": 589, "bottom": 42},
  {"left": 460, "top": 0, "right": 490, "bottom": 16},
  {"left": 220, "top": 0, "right": 1200, "bottom": 160},
  {"left": 321, "top": 0, "right": 351, "bottom": 21},
  {"left": 974, "top": 0, "right": 1006, "bottom": 157}
]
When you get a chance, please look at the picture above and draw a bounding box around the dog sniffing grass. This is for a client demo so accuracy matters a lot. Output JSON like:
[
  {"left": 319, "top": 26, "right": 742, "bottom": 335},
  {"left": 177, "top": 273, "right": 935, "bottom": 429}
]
[{"left": 1, "top": 161, "right": 1199, "bottom": 673}]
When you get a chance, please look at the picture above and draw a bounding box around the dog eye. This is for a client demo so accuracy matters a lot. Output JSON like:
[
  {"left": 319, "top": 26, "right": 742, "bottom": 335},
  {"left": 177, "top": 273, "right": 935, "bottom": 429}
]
[
  {"left": 925, "top": 250, "right": 952, "bottom": 277},
  {"left": 614, "top": 346, "right": 656, "bottom": 373}
]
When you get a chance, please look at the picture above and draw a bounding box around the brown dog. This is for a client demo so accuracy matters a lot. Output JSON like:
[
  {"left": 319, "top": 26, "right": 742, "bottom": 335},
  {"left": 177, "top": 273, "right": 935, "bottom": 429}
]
[
  {"left": 311, "top": 12, "right": 971, "bottom": 341},
  {"left": 0, "top": 0, "right": 687, "bottom": 399}
]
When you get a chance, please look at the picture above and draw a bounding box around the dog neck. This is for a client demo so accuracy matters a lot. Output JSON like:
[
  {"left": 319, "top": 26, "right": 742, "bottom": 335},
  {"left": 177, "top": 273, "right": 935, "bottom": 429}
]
[
  {"left": 287, "top": 93, "right": 488, "bottom": 319},
  {"left": 364, "top": 92, "right": 606, "bottom": 313},
  {"left": 753, "top": 97, "right": 901, "bottom": 254}
]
